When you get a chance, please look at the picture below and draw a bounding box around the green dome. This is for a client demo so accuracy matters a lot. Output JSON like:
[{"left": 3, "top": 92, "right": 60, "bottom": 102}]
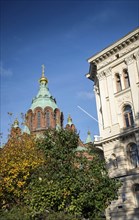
[
  {"left": 30, "top": 66, "right": 58, "bottom": 111},
  {"left": 85, "top": 131, "right": 92, "bottom": 144},
  {"left": 75, "top": 145, "right": 87, "bottom": 152},
  {"left": 30, "top": 83, "right": 58, "bottom": 110},
  {"left": 13, "top": 118, "right": 19, "bottom": 128}
]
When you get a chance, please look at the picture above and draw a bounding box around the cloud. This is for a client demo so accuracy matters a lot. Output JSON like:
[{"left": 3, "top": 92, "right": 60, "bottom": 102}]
[
  {"left": 0, "top": 62, "right": 13, "bottom": 77},
  {"left": 77, "top": 91, "right": 94, "bottom": 100}
]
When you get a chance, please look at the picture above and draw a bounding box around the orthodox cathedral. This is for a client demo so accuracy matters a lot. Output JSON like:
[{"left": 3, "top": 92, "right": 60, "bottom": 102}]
[{"left": 11, "top": 65, "right": 91, "bottom": 146}]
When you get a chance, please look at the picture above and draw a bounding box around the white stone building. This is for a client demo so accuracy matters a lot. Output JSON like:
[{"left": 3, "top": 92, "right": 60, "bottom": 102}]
[{"left": 86, "top": 28, "right": 139, "bottom": 220}]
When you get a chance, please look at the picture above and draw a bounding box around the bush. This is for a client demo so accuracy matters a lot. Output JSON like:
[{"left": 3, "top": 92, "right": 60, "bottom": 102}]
[
  {"left": 44, "top": 211, "right": 80, "bottom": 220},
  {"left": 0, "top": 206, "right": 31, "bottom": 220}
]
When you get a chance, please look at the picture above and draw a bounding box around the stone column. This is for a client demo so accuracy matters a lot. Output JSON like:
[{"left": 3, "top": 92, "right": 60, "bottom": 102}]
[
  {"left": 125, "top": 54, "right": 139, "bottom": 121},
  {"left": 105, "top": 68, "right": 118, "bottom": 126},
  {"left": 134, "top": 49, "right": 139, "bottom": 79},
  {"left": 97, "top": 71, "right": 109, "bottom": 129},
  {"left": 93, "top": 83, "right": 103, "bottom": 136}
]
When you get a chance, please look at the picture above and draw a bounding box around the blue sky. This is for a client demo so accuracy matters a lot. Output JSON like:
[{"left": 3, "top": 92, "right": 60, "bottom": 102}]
[{"left": 0, "top": 0, "right": 139, "bottom": 145}]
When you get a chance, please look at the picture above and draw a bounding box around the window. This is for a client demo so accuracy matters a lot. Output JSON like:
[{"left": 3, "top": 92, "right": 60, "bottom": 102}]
[
  {"left": 54, "top": 110, "right": 59, "bottom": 127},
  {"left": 37, "top": 111, "right": 41, "bottom": 128},
  {"left": 30, "top": 115, "right": 33, "bottom": 130},
  {"left": 111, "top": 153, "right": 118, "bottom": 168},
  {"left": 46, "top": 110, "right": 50, "bottom": 128},
  {"left": 115, "top": 73, "right": 122, "bottom": 92},
  {"left": 123, "top": 105, "right": 134, "bottom": 128},
  {"left": 54, "top": 111, "right": 56, "bottom": 121},
  {"left": 134, "top": 184, "right": 139, "bottom": 207},
  {"left": 128, "top": 143, "right": 139, "bottom": 168},
  {"left": 123, "top": 69, "right": 130, "bottom": 88}
]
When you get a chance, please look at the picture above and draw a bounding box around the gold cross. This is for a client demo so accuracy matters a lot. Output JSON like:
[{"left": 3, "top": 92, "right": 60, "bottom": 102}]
[{"left": 41, "top": 64, "right": 45, "bottom": 76}]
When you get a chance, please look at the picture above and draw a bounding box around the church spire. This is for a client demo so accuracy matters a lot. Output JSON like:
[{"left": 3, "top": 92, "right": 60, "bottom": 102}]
[
  {"left": 39, "top": 64, "right": 48, "bottom": 84},
  {"left": 65, "top": 115, "right": 76, "bottom": 132},
  {"left": 85, "top": 130, "right": 92, "bottom": 144},
  {"left": 67, "top": 114, "right": 72, "bottom": 126}
]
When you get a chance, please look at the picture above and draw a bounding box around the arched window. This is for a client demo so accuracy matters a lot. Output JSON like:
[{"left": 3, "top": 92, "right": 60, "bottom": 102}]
[
  {"left": 54, "top": 109, "right": 59, "bottom": 128},
  {"left": 123, "top": 69, "right": 130, "bottom": 89},
  {"left": 128, "top": 143, "right": 139, "bottom": 168},
  {"left": 37, "top": 111, "right": 41, "bottom": 128},
  {"left": 134, "top": 184, "right": 139, "bottom": 207},
  {"left": 115, "top": 73, "right": 122, "bottom": 92},
  {"left": 46, "top": 110, "right": 50, "bottom": 128},
  {"left": 111, "top": 153, "right": 118, "bottom": 168},
  {"left": 123, "top": 105, "right": 134, "bottom": 128},
  {"left": 54, "top": 111, "right": 56, "bottom": 121},
  {"left": 30, "top": 115, "right": 33, "bottom": 130}
]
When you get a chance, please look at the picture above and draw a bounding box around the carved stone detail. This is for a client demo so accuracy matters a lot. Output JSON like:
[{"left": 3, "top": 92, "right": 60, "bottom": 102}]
[
  {"left": 125, "top": 54, "right": 135, "bottom": 65},
  {"left": 104, "top": 68, "right": 112, "bottom": 77},
  {"left": 117, "top": 94, "right": 130, "bottom": 103},
  {"left": 120, "top": 43, "right": 138, "bottom": 56},
  {"left": 97, "top": 71, "right": 105, "bottom": 80},
  {"left": 134, "top": 49, "right": 139, "bottom": 60}
]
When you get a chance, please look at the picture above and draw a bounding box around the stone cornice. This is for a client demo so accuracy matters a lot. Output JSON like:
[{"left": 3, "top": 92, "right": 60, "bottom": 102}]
[
  {"left": 88, "top": 28, "right": 139, "bottom": 69},
  {"left": 134, "top": 49, "right": 139, "bottom": 59},
  {"left": 94, "top": 126, "right": 139, "bottom": 146}
]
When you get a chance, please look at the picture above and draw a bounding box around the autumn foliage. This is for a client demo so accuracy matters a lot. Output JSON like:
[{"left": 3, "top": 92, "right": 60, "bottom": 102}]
[{"left": 0, "top": 128, "right": 44, "bottom": 209}]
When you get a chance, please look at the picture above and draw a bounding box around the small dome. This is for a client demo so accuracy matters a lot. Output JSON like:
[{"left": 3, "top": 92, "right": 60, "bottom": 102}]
[
  {"left": 67, "top": 115, "right": 73, "bottom": 126},
  {"left": 39, "top": 64, "right": 48, "bottom": 84},
  {"left": 39, "top": 76, "right": 48, "bottom": 84},
  {"left": 85, "top": 130, "right": 92, "bottom": 144},
  {"left": 13, "top": 118, "right": 19, "bottom": 128}
]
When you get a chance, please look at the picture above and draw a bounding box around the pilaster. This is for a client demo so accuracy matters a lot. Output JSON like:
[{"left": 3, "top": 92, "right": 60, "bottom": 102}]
[{"left": 125, "top": 54, "right": 139, "bottom": 120}]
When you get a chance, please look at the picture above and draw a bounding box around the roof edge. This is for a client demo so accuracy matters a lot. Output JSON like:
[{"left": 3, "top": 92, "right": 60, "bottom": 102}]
[{"left": 87, "top": 27, "right": 139, "bottom": 63}]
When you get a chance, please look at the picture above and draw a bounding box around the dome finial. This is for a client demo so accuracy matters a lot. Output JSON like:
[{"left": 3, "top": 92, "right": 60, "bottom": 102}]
[{"left": 39, "top": 64, "right": 48, "bottom": 84}]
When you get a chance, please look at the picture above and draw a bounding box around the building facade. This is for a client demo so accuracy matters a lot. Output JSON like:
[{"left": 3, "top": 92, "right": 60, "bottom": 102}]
[{"left": 86, "top": 28, "right": 139, "bottom": 219}]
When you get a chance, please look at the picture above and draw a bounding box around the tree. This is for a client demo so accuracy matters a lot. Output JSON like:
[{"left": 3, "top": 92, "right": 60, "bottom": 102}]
[
  {"left": 0, "top": 128, "right": 44, "bottom": 210},
  {"left": 24, "top": 129, "right": 120, "bottom": 219}
]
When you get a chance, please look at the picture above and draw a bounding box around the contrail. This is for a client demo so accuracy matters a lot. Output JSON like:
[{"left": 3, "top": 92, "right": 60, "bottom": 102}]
[{"left": 77, "top": 105, "right": 102, "bottom": 126}]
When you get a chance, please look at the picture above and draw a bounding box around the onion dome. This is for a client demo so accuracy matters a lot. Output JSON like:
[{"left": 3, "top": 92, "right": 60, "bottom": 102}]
[
  {"left": 10, "top": 118, "right": 21, "bottom": 137},
  {"left": 30, "top": 65, "right": 58, "bottom": 111},
  {"left": 39, "top": 64, "right": 48, "bottom": 84},
  {"left": 65, "top": 115, "right": 76, "bottom": 132},
  {"left": 85, "top": 130, "right": 92, "bottom": 144},
  {"left": 67, "top": 115, "right": 73, "bottom": 126},
  {"left": 13, "top": 118, "right": 19, "bottom": 128}
]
